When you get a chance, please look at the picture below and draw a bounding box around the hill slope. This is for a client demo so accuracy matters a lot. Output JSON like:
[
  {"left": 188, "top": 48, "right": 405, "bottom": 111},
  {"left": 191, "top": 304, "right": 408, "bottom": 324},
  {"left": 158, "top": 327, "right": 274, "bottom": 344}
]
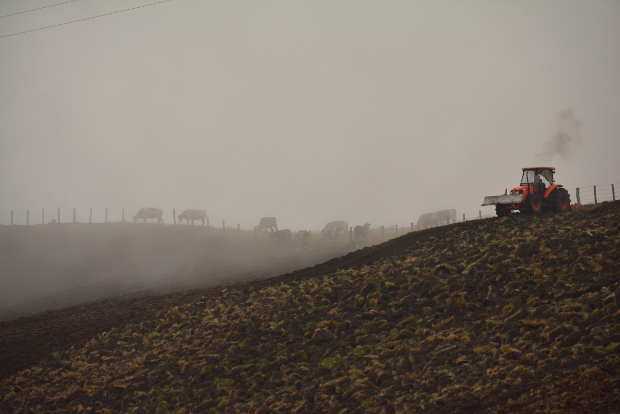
[{"left": 2, "top": 202, "right": 620, "bottom": 413}]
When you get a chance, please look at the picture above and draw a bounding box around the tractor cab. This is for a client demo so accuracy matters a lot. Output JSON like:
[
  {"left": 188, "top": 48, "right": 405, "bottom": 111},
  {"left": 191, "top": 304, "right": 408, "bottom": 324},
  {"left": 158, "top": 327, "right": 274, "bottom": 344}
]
[{"left": 517, "top": 167, "right": 555, "bottom": 195}]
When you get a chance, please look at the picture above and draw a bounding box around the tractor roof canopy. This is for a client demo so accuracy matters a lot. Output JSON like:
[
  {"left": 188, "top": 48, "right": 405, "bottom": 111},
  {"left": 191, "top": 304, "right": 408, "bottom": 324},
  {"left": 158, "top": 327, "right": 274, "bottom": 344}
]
[
  {"left": 521, "top": 167, "right": 555, "bottom": 184},
  {"left": 522, "top": 167, "right": 555, "bottom": 172}
]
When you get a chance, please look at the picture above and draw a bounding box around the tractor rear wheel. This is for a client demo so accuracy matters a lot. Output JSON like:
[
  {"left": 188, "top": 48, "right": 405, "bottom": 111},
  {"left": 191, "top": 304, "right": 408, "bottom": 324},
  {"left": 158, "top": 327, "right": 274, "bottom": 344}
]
[
  {"left": 528, "top": 194, "right": 543, "bottom": 214},
  {"left": 551, "top": 187, "right": 571, "bottom": 212}
]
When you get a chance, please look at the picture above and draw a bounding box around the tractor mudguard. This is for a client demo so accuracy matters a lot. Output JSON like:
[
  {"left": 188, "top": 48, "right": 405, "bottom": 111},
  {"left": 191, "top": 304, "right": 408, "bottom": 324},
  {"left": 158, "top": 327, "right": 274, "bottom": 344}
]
[{"left": 544, "top": 183, "right": 559, "bottom": 199}]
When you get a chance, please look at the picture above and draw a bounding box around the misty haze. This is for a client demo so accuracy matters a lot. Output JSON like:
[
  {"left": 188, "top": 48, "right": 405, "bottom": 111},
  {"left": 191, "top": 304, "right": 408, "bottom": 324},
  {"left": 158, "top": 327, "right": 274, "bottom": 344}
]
[{"left": 1, "top": 0, "right": 619, "bottom": 412}]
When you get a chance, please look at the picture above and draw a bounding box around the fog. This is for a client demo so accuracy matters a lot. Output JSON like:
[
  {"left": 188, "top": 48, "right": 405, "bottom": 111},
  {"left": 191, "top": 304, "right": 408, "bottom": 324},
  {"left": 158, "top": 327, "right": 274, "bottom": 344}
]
[
  {"left": 0, "top": 224, "right": 357, "bottom": 319},
  {"left": 1, "top": 1, "right": 620, "bottom": 316}
]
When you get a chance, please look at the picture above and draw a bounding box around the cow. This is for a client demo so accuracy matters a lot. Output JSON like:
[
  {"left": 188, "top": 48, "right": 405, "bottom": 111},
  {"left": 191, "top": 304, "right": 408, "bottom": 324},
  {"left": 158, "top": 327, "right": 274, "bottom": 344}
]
[
  {"left": 321, "top": 220, "right": 348, "bottom": 240},
  {"left": 255, "top": 217, "right": 278, "bottom": 232},
  {"left": 270, "top": 229, "right": 292, "bottom": 244},
  {"left": 134, "top": 207, "right": 163, "bottom": 223},
  {"left": 416, "top": 209, "right": 457, "bottom": 230},
  {"left": 353, "top": 223, "right": 371, "bottom": 247},
  {"left": 178, "top": 209, "right": 207, "bottom": 225}
]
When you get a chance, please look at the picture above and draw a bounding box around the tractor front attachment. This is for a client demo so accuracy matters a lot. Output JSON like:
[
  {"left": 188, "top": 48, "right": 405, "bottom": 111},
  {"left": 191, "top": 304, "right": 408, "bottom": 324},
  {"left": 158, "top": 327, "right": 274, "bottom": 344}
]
[{"left": 481, "top": 194, "right": 523, "bottom": 207}]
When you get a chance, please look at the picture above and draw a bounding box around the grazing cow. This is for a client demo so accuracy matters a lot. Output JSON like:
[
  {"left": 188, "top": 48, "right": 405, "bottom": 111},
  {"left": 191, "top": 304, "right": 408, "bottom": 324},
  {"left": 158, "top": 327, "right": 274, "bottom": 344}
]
[
  {"left": 255, "top": 217, "right": 278, "bottom": 232},
  {"left": 134, "top": 207, "right": 163, "bottom": 223},
  {"left": 295, "top": 230, "right": 312, "bottom": 248},
  {"left": 321, "top": 220, "right": 348, "bottom": 240},
  {"left": 178, "top": 209, "right": 207, "bottom": 225},
  {"left": 270, "top": 229, "right": 292, "bottom": 244},
  {"left": 416, "top": 209, "right": 457, "bottom": 230},
  {"left": 353, "top": 223, "right": 371, "bottom": 247}
]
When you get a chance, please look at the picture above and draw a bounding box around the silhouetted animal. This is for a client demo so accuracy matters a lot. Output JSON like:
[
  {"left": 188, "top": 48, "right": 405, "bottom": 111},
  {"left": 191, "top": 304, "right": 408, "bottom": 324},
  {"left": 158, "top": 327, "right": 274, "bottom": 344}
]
[
  {"left": 416, "top": 209, "right": 457, "bottom": 230},
  {"left": 353, "top": 223, "right": 371, "bottom": 247},
  {"left": 270, "top": 229, "right": 292, "bottom": 244},
  {"left": 255, "top": 217, "right": 278, "bottom": 232},
  {"left": 322, "top": 220, "right": 348, "bottom": 239},
  {"left": 134, "top": 207, "right": 163, "bottom": 223},
  {"left": 178, "top": 209, "right": 207, "bottom": 225}
]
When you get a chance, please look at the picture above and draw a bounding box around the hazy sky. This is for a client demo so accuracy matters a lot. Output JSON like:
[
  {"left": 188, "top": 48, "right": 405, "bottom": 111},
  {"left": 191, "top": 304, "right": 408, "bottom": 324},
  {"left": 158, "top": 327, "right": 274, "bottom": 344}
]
[{"left": 1, "top": 0, "right": 619, "bottom": 229}]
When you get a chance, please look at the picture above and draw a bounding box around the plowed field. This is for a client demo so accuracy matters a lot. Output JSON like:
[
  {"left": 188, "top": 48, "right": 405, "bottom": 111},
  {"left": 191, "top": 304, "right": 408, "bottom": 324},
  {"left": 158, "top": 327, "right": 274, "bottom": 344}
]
[{"left": 2, "top": 202, "right": 619, "bottom": 413}]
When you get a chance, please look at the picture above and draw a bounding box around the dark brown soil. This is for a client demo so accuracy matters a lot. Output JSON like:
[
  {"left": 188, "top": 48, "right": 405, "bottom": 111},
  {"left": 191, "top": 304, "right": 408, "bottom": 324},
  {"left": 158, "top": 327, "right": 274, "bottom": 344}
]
[
  {"left": 0, "top": 290, "right": 208, "bottom": 379},
  {"left": 0, "top": 212, "right": 493, "bottom": 380},
  {"left": 0, "top": 212, "right": 477, "bottom": 381},
  {"left": 1, "top": 201, "right": 618, "bottom": 413}
]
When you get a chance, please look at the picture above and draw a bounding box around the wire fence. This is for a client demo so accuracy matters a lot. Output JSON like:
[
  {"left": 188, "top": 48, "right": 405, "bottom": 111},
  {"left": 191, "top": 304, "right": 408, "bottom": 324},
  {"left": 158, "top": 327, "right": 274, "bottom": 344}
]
[
  {"left": 0, "top": 207, "right": 219, "bottom": 227},
  {"left": 0, "top": 207, "right": 127, "bottom": 227},
  {"left": 569, "top": 184, "right": 616, "bottom": 206},
  {"left": 1, "top": 183, "right": 616, "bottom": 231}
]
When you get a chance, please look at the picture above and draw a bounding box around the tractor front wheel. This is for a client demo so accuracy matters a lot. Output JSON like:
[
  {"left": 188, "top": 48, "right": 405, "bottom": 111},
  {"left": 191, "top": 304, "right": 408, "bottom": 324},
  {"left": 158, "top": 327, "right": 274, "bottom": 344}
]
[
  {"left": 495, "top": 205, "right": 511, "bottom": 217},
  {"left": 528, "top": 194, "right": 543, "bottom": 214}
]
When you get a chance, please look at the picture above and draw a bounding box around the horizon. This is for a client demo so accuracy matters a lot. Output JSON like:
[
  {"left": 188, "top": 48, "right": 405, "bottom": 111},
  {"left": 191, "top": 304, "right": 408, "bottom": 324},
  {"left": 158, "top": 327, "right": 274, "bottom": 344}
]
[{"left": 2, "top": 0, "right": 619, "bottom": 229}]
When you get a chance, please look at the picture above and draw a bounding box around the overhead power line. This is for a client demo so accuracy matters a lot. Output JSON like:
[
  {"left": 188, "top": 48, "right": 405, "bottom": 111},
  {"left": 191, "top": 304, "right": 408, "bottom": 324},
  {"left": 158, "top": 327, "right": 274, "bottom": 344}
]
[
  {"left": 0, "top": 0, "right": 179, "bottom": 40},
  {"left": 0, "top": 0, "right": 88, "bottom": 20}
]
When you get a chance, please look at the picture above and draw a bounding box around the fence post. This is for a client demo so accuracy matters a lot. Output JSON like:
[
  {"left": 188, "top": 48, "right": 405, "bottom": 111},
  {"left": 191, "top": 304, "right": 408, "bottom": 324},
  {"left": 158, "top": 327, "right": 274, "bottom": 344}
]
[
  {"left": 612, "top": 184, "right": 616, "bottom": 201},
  {"left": 410, "top": 222, "right": 414, "bottom": 231},
  {"left": 72, "top": 208, "right": 76, "bottom": 224},
  {"left": 576, "top": 187, "right": 581, "bottom": 204},
  {"left": 57, "top": 208, "right": 61, "bottom": 224},
  {"left": 10, "top": 210, "right": 14, "bottom": 225},
  {"left": 26, "top": 209, "right": 30, "bottom": 225},
  {"left": 462, "top": 213, "right": 466, "bottom": 222},
  {"left": 222, "top": 220, "right": 226, "bottom": 232},
  {"left": 42, "top": 208, "right": 45, "bottom": 224},
  {"left": 478, "top": 210, "right": 482, "bottom": 219},
  {"left": 122, "top": 208, "right": 126, "bottom": 223},
  {"left": 173, "top": 208, "right": 176, "bottom": 225},
  {"left": 593, "top": 185, "right": 597, "bottom": 205},
  {"left": 105, "top": 208, "right": 108, "bottom": 223},
  {"left": 381, "top": 225, "right": 385, "bottom": 240},
  {"left": 349, "top": 227, "right": 353, "bottom": 244},
  {"left": 89, "top": 208, "right": 93, "bottom": 224}
]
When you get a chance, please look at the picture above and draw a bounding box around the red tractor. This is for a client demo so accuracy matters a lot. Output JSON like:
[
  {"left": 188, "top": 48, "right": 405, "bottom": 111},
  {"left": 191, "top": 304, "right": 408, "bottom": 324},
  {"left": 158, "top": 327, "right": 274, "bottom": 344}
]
[{"left": 482, "top": 167, "right": 571, "bottom": 217}]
